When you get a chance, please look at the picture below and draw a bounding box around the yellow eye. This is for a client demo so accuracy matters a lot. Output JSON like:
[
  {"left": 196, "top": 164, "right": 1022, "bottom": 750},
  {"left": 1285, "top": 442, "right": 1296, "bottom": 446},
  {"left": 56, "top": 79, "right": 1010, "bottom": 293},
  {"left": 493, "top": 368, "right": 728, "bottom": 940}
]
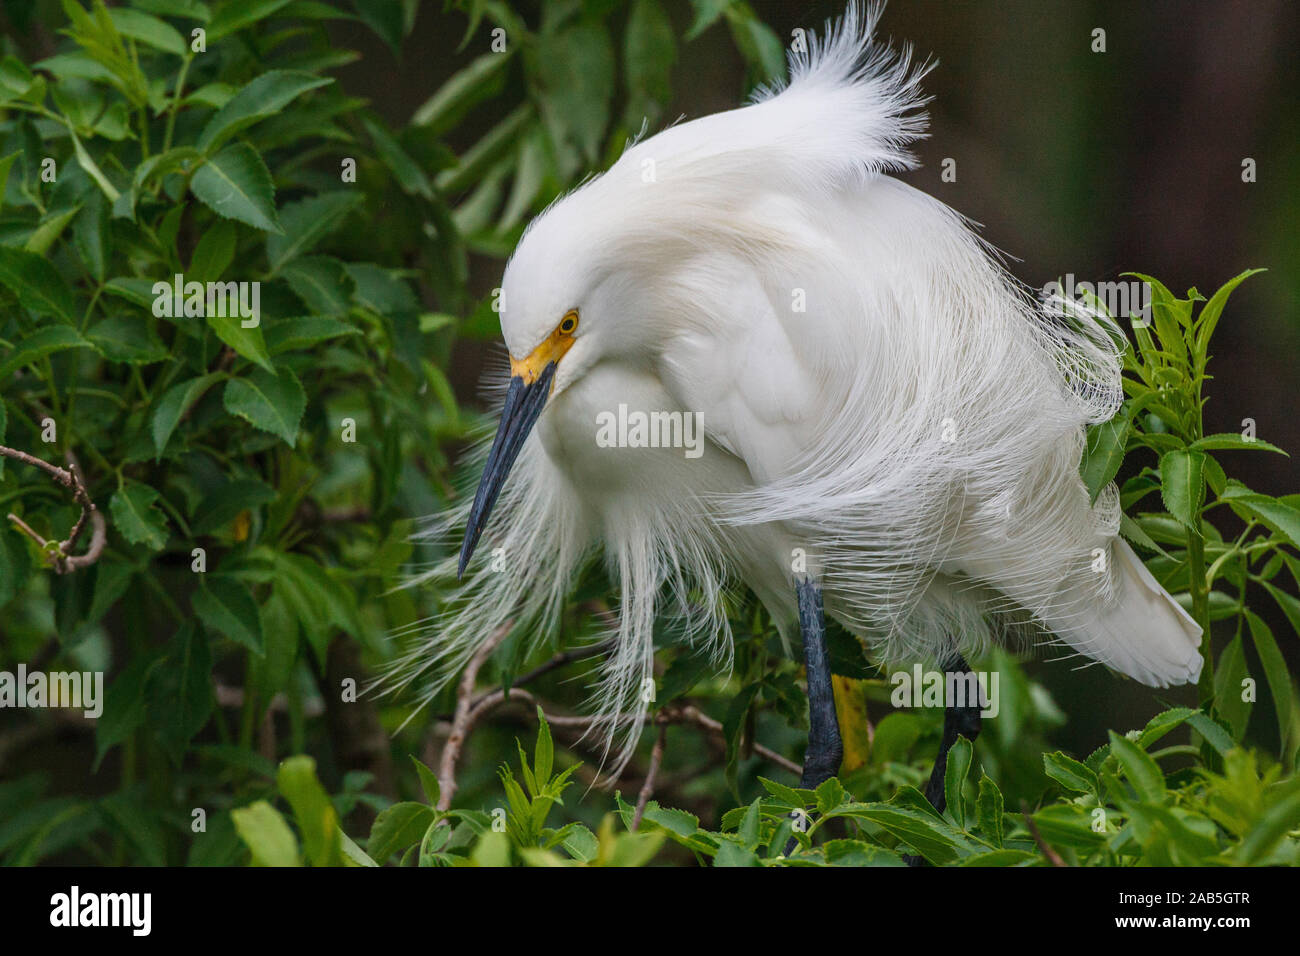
[{"left": 558, "top": 310, "right": 579, "bottom": 335}]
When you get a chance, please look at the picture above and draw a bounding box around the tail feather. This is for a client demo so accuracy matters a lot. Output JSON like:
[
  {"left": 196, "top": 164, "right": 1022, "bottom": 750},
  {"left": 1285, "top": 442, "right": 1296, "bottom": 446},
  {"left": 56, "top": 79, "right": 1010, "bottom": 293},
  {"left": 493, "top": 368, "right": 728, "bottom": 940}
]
[{"left": 1054, "top": 540, "right": 1203, "bottom": 688}]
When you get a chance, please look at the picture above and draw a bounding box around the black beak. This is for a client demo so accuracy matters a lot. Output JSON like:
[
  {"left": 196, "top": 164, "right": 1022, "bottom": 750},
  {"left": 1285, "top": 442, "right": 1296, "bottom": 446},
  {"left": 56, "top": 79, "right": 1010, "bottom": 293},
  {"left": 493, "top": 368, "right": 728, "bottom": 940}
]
[{"left": 458, "top": 362, "right": 556, "bottom": 578}]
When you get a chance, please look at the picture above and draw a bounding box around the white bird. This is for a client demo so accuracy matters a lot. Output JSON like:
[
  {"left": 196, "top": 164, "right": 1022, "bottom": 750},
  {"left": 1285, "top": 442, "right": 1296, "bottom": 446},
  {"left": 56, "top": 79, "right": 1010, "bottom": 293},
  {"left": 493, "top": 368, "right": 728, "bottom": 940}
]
[{"left": 388, "top": 1, "right": 1203, "bottom": 802}]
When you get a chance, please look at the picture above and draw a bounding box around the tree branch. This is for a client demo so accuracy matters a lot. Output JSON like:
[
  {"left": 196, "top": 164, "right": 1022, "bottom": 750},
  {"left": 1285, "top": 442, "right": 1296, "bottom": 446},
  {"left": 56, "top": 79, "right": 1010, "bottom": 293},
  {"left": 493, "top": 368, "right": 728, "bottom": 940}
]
[
  {"left": 632, "top": 725, "right": 667, "bottom": 830},
  {"left": 1, "top": 447, "right": 105, "bottom": 573},
  {"left": 436, "top": 623, "right": 513, "bottom": 810}
]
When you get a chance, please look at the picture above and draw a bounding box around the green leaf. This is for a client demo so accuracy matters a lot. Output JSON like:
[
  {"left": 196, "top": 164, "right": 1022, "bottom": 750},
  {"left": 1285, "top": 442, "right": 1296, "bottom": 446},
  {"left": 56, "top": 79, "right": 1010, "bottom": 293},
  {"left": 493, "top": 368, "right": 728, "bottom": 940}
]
[
  {"left": 131, "top": 0, "right": 210, "bottom": 21},
  {"left": 639, "top": 803, "right": 700, "bottom": 839},
  {"left": 0, "top": 326, "right": 92, "bottom": 379},
  {"left": 1220, "top": 493, "right": 1300, "bottom": 551},
  {"left": 191, "top": 477, "right": 277, "bottom": 536},
  {"left": 0, "top": 150, "right": 20, "bottom": 204},
  {"left": 1213, "top": 633, "right": 1252, "bottom": 741},
  {"left": 346, "top": 261, "right": 418, "bottom": 315},
  {"left": 1259, "top": 580, "right": 1300, "bottom": 637},
  {"left": 409, "top": 756, "right": 441, "bottom": 807},
  {"left": 1194, "top": 268, "right": 1265, "bottom": 358},
  {"left": 0, "top": 247, "right": 78, "bottom": 322},
  {"left": 191, "top": 142, "right": 282, "bottom": 233},
  {"left": 1245, "top": 611, "right": 1294, "bottom": 758},
  {"left": 533, "top": 706, "right": 554, "bottom": 785},
  {"left": 265, "top": 315, "right": 357, "bottom": 354},
  {"left": 24, "top": 204, "right": 82, "bottom": 256},
  {"left": 435, "top": 105, "right": 532, "bottom": 194},
  {"left": 1107, "top": 731, "right": 1165, "bottom": 803},
  {"left": 470, "top": 829, "right": 511, "bottom": 867},
  {"left": 714, "top": 840, "right": 762, "bottom": 866},
  {"left": 232, "top": 800, "right": 300, "bottom": 866},
  {"left": 189, "top": 219, "right": 237, "bottom": 283},
  {"left": 367, "top": 802, "right": 435, "bottom": 862},
  {"left": 254, "top": 591, "right": 298, "bottom": 699},
  {"left": 73, "top": 190, "right": 109, "bottom": 282},
  {"left": 1186, "top": 711, "right": 1234, "bottom": 758},
  {"left": 94, "top": 654, "right": 157, "bottom": 768},
  {"left": 1234, "top": 786, "right": 1300, "bottom": 865},
  {"left": 86, "top": 314, "right": 167, "bottom": 364},
  {"left": 362, "top": 116, "right": 433, "bottom": 198},
  {"left": 1043, "top": 752, "right": 1098, "bottom": 794},
  {"left": 198, "top": 70, "right": 333, "bottom": 153},
  {"left": 151, "top": 373, "right": 223, "bottom": 457},
  {"left": 278, "top": 756, "right": 342, "bottom": 866},
  {"left": 208, "top": 0, "right": 295, "bottom": 40},
  {"left": 269, "top": 550, "right": 360, "bottom": 662},
  {"left": 1190, "top": 433, "right": 1287, "bottom": 455},
  {"left": 823, "top": 839, "right": 906, "bottom": 867},
  {"left": 109, "top": 7, "right": 187, "bottom": 55},
  {"left": 756, "top": 776, "right": 809, "bottom": 809},
  {"left": 339, "top": 828, "right": 378, "bottom": 867},
  {"left": 1136, "top": 707, "right": 1197, "bottom": 749},
  {"left": 192, "top": 575, "right": 264, "bottom": 653},
  {"left": 99, "top": 790, "right": 167, "bottom": 866},
  {"left": 1159, "top": 449, "right": 1206, "bottom": 529},
  {"left": 497, "top": 131, "right": 545, "bottom": 232},
  {"left": 943, "top": 735, "right": 972, "bottom": 828},
  {"left": 721, "top": 682, "right": 760, "bottom": 799},
  {"left": 955, "top": 848, "right": 1037, "bottom": 866},
  {"left": 104, "top": 277, "right": 160, "bottom": 309},
  {"left": 223, "top": 367, "right": 306, "bottom": 446},
  {"left": 725, "top": 6, "right": 786, "bottom": 86},
  {"left": 410, "top": 51, "right": 512, "bottom": 133},
  {"left": 1031, "top": 803, "right": 1105, "bottom": 851},
  {"left": 835, "top": 804, "right": 966, "bottom": 865},
  {"left": 625, "top": 0, "right": 676, "bottom": 115},
  {"left": 686, "top": 0, "right": 732, "bottom": 39},
  {"left": 975, "top": 774, "right": 1004, "bottom": 847},
  {"left": 207, "top": 310, "right": 272, "bottom": 372},
  {"left": 281, "top": 256, "right": 353, "bottom": 314},
  {"left": 534, "top": 22, "right": 614, "bottom": 164},
  {"left": 108, "top": 480, "right": 169, "bottom": 550},
  {"left": 152, "top": 623, "right": 214, "bottom": 762},
  {"left": 350, "top": 0, "right": 407, "bottom": 54},
  {"left": 266, "top": 192, "right": 361, "bottom": 273}
]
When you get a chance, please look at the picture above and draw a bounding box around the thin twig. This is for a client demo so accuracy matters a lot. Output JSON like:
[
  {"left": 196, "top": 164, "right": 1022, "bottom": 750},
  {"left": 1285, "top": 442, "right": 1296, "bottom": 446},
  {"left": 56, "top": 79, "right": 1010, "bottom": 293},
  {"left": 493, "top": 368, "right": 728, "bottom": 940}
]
[
  {"left": 436, "top": 624, "right": 513, "bottom": 810},
  {"left": 666, "top": 703, "right": 803, "bottom": 776},
  {"left": 1021, "top": 806, "right": 1067, "bottom": 867},
  {"left": 468, "top": 644, "right": 610, "bottom": 709},
  {"left": 1, "top": 446, "right": 106, "bottom": 573},
  {"left": 632, "top": 725, "right": 667, "bottom": 831}
]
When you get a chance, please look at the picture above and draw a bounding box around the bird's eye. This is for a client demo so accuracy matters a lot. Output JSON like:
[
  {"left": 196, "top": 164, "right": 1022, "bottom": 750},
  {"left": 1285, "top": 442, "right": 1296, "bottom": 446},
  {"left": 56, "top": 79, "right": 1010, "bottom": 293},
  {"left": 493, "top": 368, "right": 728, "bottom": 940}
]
[{"left": 558, "top": 310, "right": 579, "bottom": 335}]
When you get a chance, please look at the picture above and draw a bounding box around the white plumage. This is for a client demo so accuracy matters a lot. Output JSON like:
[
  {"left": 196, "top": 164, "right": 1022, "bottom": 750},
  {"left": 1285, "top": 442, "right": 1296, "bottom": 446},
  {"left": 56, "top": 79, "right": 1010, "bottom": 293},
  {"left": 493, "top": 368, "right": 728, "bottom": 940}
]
[{"left": 386, "top": 1, "right": 1202, "bottom": 767}]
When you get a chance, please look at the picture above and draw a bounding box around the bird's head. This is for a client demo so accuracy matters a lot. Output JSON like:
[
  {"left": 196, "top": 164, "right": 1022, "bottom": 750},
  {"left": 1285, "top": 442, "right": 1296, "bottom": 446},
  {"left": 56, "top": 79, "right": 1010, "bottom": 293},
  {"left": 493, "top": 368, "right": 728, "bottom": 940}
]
[{"left": 457, "top": 193, "right": 645, "bottom": 577}]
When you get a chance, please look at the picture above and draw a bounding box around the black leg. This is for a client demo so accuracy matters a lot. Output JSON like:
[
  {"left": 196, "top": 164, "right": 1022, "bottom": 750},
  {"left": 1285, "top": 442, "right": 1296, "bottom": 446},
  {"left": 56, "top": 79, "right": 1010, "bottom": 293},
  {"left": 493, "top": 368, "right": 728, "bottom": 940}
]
[
  {"left": 907, "top": 652, "right": 983, "bottom": 866},
  {"left": 786, "top": 578, "right": 843, "bottom": 855},
  {"left": 795, "top": 578, "right": 843, "bottom": 789}
]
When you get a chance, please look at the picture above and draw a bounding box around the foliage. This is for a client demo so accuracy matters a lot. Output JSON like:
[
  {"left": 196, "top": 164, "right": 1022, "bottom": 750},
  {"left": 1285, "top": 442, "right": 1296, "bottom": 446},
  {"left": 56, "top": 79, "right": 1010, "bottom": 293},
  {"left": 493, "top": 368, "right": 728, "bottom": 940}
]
[
  {"left": 236, "top": 713, "right": 664, "bottom": 867},
  {"left": 1, "top": 0, "right": 1296, "bottom": 868},
  {"left": 1078, "top": 271, "right": 1300, "bottom": 765}
]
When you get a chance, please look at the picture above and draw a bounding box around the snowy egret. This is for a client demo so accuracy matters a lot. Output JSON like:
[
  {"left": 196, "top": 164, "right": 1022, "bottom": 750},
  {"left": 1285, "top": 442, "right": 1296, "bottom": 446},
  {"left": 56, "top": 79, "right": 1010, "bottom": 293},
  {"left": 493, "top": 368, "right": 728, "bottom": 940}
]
[{"left": 393, "top": 1, "right": 1203, "bottom": 808}]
